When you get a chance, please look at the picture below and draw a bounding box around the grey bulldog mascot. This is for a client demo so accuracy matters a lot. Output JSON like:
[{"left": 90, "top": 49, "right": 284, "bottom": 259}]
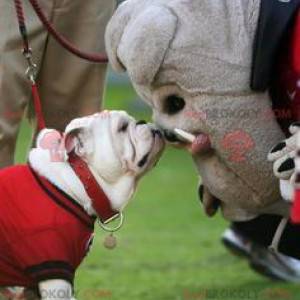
[{"left": 106, "top": 0, "right": 300, "bottom": 281}]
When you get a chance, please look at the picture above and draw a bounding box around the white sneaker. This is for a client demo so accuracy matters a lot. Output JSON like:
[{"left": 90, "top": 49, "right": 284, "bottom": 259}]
[
  {"left": 222, "top": 228, "right": 252, "bottom": 258},
  {"left": 222, "top": 228, "right": 300, "bottom": 282}
]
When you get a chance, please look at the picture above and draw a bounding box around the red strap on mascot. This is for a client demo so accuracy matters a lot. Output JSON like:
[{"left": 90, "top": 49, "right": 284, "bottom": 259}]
[{"left": 290, "top": 12, "right": 300, "bottom": 222}]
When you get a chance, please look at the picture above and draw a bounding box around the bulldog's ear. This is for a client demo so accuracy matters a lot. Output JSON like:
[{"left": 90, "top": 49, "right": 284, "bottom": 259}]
[
  {"left": 36, "top": 129, "right": 63, "bottom": 149},
  {"left": 64, "top": 118, "right": 94, "bottom": 157},
  {"left": 105, "top": 4, "right": 178, "bottom": 85}
]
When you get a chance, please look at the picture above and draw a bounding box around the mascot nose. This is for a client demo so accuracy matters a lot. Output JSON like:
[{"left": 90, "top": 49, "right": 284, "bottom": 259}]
[{"left": 163, "top": 130, "right": 180, "bottom": 143}]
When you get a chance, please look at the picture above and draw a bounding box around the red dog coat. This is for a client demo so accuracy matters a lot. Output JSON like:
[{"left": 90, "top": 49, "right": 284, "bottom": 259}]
[{"left": 0, "top": 165, "right": 95, "bottom": 288}]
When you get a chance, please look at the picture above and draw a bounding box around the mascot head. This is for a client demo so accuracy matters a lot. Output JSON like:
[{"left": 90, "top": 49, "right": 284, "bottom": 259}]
[{"left": 105, "top": 0, "right": 288, "bottom": 221}]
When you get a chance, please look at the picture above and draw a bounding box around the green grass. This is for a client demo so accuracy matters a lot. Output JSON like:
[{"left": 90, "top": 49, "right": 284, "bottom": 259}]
[{"left": 15, "top": 83, "right": 299, "bottom": 300}]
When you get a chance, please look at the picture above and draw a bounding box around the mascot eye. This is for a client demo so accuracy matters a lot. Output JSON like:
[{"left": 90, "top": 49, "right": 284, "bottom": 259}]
[
  {"left": 119, "top": 122, "right": 129, "bottom": 132},
  {"left": 164, "top": 95, "right": 185, "bottom": 115}
]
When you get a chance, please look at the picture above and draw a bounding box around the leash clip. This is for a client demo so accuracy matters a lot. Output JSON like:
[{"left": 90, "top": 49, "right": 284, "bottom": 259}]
[{"left": 23, "top": 48, "right": 37, "bottom": 83}]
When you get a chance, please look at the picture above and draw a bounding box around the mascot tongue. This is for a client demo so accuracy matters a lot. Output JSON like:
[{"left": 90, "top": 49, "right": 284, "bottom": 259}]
[{"left": 191, "top": 134, "right": 211, "bottom": 155}]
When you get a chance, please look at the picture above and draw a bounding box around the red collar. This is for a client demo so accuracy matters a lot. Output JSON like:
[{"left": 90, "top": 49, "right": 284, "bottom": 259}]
[{"left": 68, "top": 151, "right": 120, "bottom": 224}]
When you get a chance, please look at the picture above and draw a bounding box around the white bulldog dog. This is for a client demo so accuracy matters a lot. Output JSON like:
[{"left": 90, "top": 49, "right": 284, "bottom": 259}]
[
  {"left": 0, "top": 110, "right": 164, "bottom": 300},
  {"left": 105, "top": 0, "right": 290, "bottom": 221}
]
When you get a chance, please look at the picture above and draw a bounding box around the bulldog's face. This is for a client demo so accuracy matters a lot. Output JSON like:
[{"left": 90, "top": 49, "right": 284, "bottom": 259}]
[{"left": 65, "top": 110, "right": 165, "bottom": 184}]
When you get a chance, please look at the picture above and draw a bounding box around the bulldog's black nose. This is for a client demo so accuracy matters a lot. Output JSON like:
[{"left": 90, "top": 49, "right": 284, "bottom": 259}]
[
  {"left": 164, "top": 130, "right": 180, "bottom": 143},
  {"left": 136, "top": 120, "right": 147, "bottom": 125},
  {"left": 151, "top": 129, "right": 163, "bottom": 138}
]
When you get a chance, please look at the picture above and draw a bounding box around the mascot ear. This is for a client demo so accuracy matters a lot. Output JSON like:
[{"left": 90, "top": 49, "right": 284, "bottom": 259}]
[
  {"left": 64, "top": 117, "right": 94, "bottom": 156},
  {"left": 105, "top": 4, "right": 178, "bottom": 85}
]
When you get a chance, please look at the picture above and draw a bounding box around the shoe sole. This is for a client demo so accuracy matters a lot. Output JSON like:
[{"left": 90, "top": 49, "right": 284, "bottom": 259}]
[
  {"left": 222, "top": 230, "right": 300, "bottom": 282},
  {"left": 223, "top": 236, "right": 291, "bottom": 282},
  {"left": 222, "top": 237, "right": 250, "bottom": 259},
  {"left": 249, "top": 261, "right": 286, "bottom": 282}
]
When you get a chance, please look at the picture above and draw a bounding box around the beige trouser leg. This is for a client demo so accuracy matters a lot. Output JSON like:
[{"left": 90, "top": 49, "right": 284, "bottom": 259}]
[
  {"left": 0, "top": 0, "right": 52, "bottom": 168},
  {"left": 0, "top": 0, "right": 115, "bottom": 168},
  {"left": 38, "top": 0, "right": 115, "bottom": 130}
]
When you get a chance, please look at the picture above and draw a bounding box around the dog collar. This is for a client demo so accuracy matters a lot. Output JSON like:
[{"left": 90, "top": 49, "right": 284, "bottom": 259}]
[{"left": 68, "top": 151, "right": 120, "bottom": 225}]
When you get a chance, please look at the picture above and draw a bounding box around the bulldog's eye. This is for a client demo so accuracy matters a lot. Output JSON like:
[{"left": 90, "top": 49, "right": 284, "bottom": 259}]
[
  {"left": 138, "top": 153, "right": 150, "bottom": 168},
  {"left": 163, "top": 95, "right": 185, "bottom": 115},
  {"left": 119, "top": 122, "right": 129, "bottom": 132}
]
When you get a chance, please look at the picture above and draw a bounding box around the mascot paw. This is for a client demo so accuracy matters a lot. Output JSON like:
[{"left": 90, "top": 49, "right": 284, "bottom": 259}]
[
  {"left": 268, "top": 123, "right": 300, "bottom": 202},
  {"left": 268, "top": 122, "right": 300, "bottom": 179}
]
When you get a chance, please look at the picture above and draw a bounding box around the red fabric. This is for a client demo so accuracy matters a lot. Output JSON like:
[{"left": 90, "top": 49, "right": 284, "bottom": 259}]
[
  {"left": 292, "top": 189, "right": 300, "bottom": 223},
  {"left": 68, "top": 151, "right": 119, "bottom": 223},
  {"left": 0, "top": 165, "right": 94, "bottom": 288}
]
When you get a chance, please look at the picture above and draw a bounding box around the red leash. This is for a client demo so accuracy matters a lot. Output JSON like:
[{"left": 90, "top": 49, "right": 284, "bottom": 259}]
[
  {"left": 14, "top": 0, "right": 46, "bottom": 131},
  {"left": 15, "top": 0, "right": 108, "bottom": 64},
  {"left": 14, "top": 0, "right": 109, "bottom": 132},
  {"left": 31, "top": 84, "right": 46, "bottom": 131},
  {"left": 28, "top": 0, "right": 108, "bottom": 63}
]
